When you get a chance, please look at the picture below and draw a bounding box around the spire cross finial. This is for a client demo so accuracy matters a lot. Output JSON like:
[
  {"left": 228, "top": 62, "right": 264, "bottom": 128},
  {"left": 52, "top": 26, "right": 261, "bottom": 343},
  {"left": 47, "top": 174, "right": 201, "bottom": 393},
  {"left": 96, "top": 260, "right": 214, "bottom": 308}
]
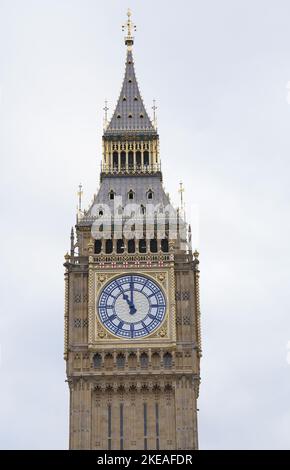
[
  {"left": 178, "top": 181, "right": 184, "bottom": 209},
  {"left": 103, "top": 99, "right": 109, "bottom": 129},
  {"left": 78, "top": 183, "right": 83, "bottom": 212},
  {"left": 152, "top": 99, "right": 158, "bottom": 129},
  {"left": 122, "top": 9, "right": 136, "bottom": 48}
]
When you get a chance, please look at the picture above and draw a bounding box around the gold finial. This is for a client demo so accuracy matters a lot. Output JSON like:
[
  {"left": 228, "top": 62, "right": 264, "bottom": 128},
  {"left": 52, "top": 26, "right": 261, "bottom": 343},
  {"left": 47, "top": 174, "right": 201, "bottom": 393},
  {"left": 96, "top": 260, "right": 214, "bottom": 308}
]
[
  {"left": 178, "top": 181, "right": 184, "bottom": 210},
  {"left": 122, "top": 9, "right": 136, "bottom": 48},
  {"left": 152, "top": 99, "right": 158, "bottom": 129},
  {"left": 103, "top": 99, "right": 109, "bottom": 130},
  {"left": 77, "top": 183, "right": 83, "bottom": 212}
]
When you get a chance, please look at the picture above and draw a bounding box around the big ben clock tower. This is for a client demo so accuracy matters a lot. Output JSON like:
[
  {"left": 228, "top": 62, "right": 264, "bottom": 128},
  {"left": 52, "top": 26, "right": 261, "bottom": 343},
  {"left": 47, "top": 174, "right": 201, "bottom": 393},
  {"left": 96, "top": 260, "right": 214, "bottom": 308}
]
[{"left": 64, "top": 10, "right": 202, "bottom": 450}]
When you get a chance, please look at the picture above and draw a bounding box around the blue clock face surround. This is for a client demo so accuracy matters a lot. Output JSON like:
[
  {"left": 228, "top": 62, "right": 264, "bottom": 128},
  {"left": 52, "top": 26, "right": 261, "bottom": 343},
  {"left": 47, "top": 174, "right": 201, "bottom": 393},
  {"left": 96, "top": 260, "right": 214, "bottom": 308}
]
[{"left": 98, "top": 274, "right": 166, "bottom": 339}]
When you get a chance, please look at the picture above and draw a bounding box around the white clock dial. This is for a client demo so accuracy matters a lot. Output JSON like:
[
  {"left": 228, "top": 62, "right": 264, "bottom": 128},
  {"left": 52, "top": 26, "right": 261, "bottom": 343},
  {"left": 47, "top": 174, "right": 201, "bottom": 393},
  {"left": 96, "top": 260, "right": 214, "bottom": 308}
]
[{"left": 98, "top": 274, "right": 166, "bottom": 338}]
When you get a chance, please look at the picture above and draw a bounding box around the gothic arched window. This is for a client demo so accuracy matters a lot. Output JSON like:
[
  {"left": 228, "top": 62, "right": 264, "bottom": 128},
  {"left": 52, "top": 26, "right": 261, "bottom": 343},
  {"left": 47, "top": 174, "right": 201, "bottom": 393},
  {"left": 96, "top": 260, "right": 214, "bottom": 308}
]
[
  {"left": 140, "top": 352, "right": 149, "bottom": 368},
  {"left": 128, "top": 151, "right": 134, "bottom": 167},
  {"left": 121, "top": 151, "right": 126, "bottom": 168},
  {"left": 105, "top": 239, "right": 113, "bottom": 254},
  {"left": 163, "top": 352, "right": 172, "bottom": 369},
  {"left": 117, "top": 239, "right": 125, "bottom": 254},
  {"left": 147, "top": 190, "right": 153, "bottom": 200},
  {"left": 136, "top": 151, "right": 141, "bottom": 167},
  {"left": 161, "top": 238, "right": 169, "bottom": 253},
  {"left": 116, "top": 353, "right": 125, "bottom": 369},
  {"left": 93, "top": 353, "right": 102, "bottom": 369},
  {"left": 94, "top": 240, "right": 102, "bottom": 254},
  {"left": 144, "top": 150, "right": 149, "bottom": 166},
  {"left": 150, "top": 239, "right": 158, "bottom": 253},
  {"left": 139, "top": 239, "right": 146, "bottom": 254},
  {"left": 113, "top": 152, "right": 118, "bottom": 168},
  {"left": 128, "top": 239, "right": 135, "bottom": 254}
]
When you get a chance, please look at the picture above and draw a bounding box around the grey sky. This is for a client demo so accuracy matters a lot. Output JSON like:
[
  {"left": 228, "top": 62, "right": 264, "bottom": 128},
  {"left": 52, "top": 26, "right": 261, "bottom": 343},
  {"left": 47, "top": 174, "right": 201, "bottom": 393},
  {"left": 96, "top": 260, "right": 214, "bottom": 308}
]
[{"left": 0, "top": 0, "right": 290, "bottom": 449}]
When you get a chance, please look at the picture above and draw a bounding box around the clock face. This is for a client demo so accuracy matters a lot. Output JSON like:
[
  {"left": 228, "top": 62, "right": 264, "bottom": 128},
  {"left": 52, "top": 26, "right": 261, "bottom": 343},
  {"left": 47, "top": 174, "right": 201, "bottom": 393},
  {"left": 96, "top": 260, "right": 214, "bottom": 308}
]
[{"left": 98, "top": 274, "right": 166, "bottom": 339}]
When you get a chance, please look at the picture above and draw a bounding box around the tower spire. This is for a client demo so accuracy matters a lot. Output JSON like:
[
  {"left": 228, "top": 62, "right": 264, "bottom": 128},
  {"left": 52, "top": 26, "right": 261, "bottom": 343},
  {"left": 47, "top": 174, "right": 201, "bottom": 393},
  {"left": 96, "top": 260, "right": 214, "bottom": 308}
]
[{"left": 122, "top": 8, "right": 136, "bottom": 49}]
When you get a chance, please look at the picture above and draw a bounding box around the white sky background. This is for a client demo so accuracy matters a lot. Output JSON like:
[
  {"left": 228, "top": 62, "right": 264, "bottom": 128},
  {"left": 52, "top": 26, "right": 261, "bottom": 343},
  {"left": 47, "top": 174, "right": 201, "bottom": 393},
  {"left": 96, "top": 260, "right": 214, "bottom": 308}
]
[{"left": 0, "top": 0, "right": 290, "bottom": 449}]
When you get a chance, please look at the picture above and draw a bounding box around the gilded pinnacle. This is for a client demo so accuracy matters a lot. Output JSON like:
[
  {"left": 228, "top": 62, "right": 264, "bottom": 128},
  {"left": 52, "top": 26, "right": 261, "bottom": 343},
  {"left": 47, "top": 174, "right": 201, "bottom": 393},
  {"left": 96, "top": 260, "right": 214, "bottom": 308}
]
[{"left": 122, "top": 9, "right": 136, "bottom": 48}]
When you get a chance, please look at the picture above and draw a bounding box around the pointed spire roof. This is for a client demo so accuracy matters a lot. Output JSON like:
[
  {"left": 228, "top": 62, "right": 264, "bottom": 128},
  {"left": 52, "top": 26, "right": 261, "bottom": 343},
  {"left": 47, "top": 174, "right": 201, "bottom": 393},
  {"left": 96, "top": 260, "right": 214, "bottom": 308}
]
[{"left": 104, "top": 10, "right": 157, "bottom": 137}]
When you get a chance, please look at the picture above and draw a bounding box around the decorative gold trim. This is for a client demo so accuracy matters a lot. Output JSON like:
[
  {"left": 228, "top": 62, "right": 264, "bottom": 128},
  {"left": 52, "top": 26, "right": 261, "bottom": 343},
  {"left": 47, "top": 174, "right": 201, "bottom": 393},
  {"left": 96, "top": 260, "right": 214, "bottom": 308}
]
[{"left": 88, "top": 267, "right": 176, "bottom": 349}]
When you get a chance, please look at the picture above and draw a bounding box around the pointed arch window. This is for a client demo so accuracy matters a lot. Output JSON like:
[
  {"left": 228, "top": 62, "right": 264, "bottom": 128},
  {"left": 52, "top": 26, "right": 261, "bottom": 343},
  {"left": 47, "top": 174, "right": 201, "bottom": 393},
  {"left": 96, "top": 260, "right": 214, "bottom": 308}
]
[
  {"left": 128, "top": 190, "right": 135, "bottom": 201},
  {"left": 116, "top": 353, "right": 125, "bottom": 369},
  {"left": 163, "top": 352, "right": 172, "bottom": 368},
  {"left": 117, "top": 239, "right": 125, "bottom": 254},
  {"left": 140, "top": 352, "right": 149, "bottom": 368},
  {"left": 128, "top": 151, "right": 134, "bottom": 167},
  {"left": 161, "top": 238, "right": 169, "bottom": 253},
  {"left": 144, "top": 150, "right": 149, "bottom": 166},
  {"left": 136, "top": 151, "right": 141, "bottom": 166},
  {"left": 150, "top": 239, "right": 158, "bottom": 253},
  {"left": 109, "top": 190, "right": 115, "bottom": 200},
  {"left": 94, "top": 240, "right": 102, "bottom": 254},
  {"left": 105, "top": 239, "right": 113, "bottom": 254},
  {"left": 128, "top": 239, "right": 135, "bottom": 254},
  {"left": 147, "top": 189, "right": 154, "bottom": 200},
  {"left": 121, "top": 151, "right": 126, "bottom": 168},
  {"left": 139, "top": 239, "right": 147, "bottom": 254},
  {"left": 93, "top": 353, "right": 102, "bottom": 369},
  {"left": 113, "top": 152, "right": 118, "bottom": 168}
]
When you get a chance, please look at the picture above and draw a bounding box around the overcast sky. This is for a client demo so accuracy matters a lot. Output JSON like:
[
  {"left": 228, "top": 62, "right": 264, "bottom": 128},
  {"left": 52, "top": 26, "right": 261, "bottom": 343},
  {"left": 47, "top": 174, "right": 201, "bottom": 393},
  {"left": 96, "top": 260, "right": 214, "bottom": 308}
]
[{"left": 1, "top": 0, "right": 290, "bottom": 450}]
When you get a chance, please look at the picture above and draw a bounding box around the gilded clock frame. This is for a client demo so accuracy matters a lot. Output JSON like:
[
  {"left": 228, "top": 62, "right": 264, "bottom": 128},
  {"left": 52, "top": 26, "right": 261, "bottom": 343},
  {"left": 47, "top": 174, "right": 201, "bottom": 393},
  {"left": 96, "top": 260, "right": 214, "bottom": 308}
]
[{"left": 88, "top": 265, "right": 176, "bottom": 350}]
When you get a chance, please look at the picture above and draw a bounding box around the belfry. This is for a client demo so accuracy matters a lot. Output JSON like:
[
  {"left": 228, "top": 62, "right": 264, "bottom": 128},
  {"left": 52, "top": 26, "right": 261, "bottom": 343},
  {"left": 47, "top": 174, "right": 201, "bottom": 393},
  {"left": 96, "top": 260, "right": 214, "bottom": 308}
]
[{"left": 64, "top": 10, "right": 201, "bottom": 450}]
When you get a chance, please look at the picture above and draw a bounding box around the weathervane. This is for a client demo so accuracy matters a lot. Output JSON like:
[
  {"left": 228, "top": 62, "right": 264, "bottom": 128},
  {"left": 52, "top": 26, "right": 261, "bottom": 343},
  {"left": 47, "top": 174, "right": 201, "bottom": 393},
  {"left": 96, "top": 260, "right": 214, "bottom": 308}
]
[{"left": 122, "top": 9, "right": 136, "bottom": 48}]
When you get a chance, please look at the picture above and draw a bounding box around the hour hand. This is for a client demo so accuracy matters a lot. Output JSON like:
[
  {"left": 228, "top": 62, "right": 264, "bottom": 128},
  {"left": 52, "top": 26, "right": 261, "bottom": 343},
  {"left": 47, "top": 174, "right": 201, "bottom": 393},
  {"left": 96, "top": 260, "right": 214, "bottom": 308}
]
[
  {"left": 129, "top": 304, "right": 137, "bottom": 315},
  {"left": 122, "top": 293, "right": 137, "bottom": 315}
]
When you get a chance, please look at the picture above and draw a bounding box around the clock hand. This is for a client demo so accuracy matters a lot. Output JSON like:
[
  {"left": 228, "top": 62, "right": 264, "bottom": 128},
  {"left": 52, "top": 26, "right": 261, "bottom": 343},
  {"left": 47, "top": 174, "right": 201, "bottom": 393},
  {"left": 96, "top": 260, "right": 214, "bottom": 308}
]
[
  {"left": 129, "top": 305, "right": 137, "bottom": 315},
  {"left": 130, "top": 280, "right": 134, "bottom": 304},
  {"left": 122, "top": 293, "right": 137, "bottom": 315}
]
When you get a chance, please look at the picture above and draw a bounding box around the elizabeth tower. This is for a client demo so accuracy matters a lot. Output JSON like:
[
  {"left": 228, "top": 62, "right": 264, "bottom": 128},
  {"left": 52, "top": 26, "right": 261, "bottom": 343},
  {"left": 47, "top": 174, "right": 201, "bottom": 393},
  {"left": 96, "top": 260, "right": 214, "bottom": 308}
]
[{"left": 64, "top": 11, "right": 202, "bottom": 450}]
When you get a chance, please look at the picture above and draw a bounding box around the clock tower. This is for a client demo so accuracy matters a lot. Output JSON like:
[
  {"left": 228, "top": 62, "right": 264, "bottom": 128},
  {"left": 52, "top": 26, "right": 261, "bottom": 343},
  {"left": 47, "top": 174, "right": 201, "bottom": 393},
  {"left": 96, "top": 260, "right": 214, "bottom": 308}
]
[{"left": 64, "top": 10, "right": 202, "bottom": 450}]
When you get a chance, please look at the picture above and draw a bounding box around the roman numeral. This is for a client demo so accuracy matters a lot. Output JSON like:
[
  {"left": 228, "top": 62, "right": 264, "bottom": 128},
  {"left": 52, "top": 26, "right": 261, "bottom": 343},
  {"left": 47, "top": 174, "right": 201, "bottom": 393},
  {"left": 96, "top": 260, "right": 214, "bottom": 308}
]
[
  {"left": 148, "top": 313, "right": 156, "bottom": 320},
  {"left": 130, "top": 323, "right": 135, "bottom": 338},
  {"left": 141, "top": 321, "right": 149, "bottom": 333},
  {"left": 108, "top": 314, "right": 117, "bottom": 322}
]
